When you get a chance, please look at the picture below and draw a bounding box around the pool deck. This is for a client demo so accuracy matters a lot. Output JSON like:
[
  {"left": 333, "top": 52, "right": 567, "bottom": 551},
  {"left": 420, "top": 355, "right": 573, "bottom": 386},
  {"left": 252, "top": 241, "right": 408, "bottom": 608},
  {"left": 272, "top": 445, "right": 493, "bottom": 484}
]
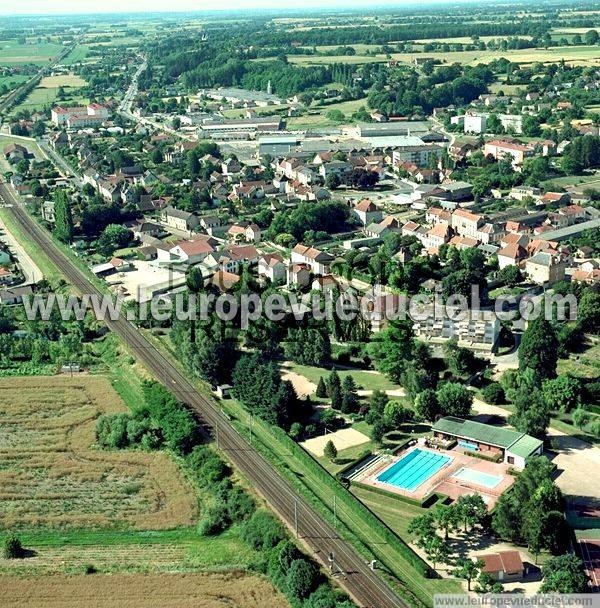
[{"left": 355, "top": 444, "right": 516, "bottom": 508}]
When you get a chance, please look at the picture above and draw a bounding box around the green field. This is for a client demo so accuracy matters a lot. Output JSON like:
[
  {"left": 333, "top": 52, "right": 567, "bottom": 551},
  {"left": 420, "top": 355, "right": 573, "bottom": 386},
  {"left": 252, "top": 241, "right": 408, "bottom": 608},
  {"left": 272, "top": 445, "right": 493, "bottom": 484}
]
[
  {"left": 0, "top": 40, "right": 63, "bottom": 65},
  {"left": 289, "top": 363, "right": 400, "bottom": 392}
]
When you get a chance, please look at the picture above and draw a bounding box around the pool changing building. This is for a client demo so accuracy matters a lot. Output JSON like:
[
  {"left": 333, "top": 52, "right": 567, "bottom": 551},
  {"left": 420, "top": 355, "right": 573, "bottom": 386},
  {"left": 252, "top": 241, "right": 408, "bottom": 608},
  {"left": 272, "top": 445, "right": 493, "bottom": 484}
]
[{"left": 432, "top": 417, "right": 544, "bottom": 469}]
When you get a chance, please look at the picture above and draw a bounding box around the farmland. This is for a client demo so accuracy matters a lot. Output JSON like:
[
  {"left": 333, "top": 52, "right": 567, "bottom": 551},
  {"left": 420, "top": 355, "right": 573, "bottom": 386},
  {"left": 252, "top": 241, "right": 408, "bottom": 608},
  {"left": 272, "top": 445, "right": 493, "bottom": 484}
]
[
  {"left": 0, "top": 571, "right": 289, "bottom": 608},
  {"left": 0, "top": 376, "right": 198, "bottom": 530},
  {"left": 0, "top": 40, "right": 63, "bottom": 66}
]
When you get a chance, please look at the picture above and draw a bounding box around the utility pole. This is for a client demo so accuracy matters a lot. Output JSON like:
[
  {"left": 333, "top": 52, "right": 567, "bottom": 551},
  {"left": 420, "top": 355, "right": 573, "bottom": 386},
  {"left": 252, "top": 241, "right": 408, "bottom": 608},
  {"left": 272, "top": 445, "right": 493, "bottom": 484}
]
[
  {"left": 294, "top": 498, "right": 298, "bottom": 539},
  {"left": 333, "top": 494, "right": 337, "bottom": 530}
]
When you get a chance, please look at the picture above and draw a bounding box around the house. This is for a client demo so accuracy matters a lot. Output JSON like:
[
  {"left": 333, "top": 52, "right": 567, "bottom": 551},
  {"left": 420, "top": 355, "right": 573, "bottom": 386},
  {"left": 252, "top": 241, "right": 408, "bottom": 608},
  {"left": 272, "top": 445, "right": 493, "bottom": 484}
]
[
  {"left": 258, "top": 254, "right": 286, "bottom": 283},
  {"left": 211, "top": 270, "right": 241, "bottom": 291},
  {"left": 478, "top": 551, "right": 525, "bottom": 582},
  {"left": 227, "top": 222, "right": 261, "bottom": 244},
  {"left": 464, "top": 114, "right": 487, "bottom": 134},
  {"left": 41, "top": 200, "right": 56, "bottom": 223},
  {"left": 91, "top": 257, "right": 133, "bottom": 277},
  {"left": 166, "top": 236, "right": 216, "bottom": 264},
  {"left": 497, "top": 243, "right": 528, "bottom": 269},
  {"left": 432, "top": 416, "right": 543, "bottom": 468},
  {"left": 0, "top": 284, "right": 33, "bottom": 305},
  {"left": 312, "top": 275, "right": 338, "bottom": 293},
  {"left": 423, "top": 223, "right": 451, "bottom": 251},
  {"left": 484, "top": 139, "right": 535, "bottom": 168},
  {"left": 525, "top": 251, "right": 566, "bottom": 285},
  {"left": 353, "top": 199, "right": 383, "bottom": 226},
  {"left": 558, "top": 204, "right": 587, "bottom": 225},
  {"left": 426, "top": 207, "right": 452, "bottom": 225},
  {"left": 3, "top": 143, "right": 27, "bottom": 161},
  {"left": 451, "top": 209, "right": 483, "bottom": 239},
  {"left": 160, "top": 206, "right": 199, "bottom": 232},
  {"left": 50, "top": 130, "right": 69, "bottom": 150},
  {"left": 199, "top": 215, "right": 222, "bottom": 233},
  {"left": 291, "top": 244, "right": 334, "bottom": 276},
  {"left": 287, "top": 263, "right": 311, "bottom": 288}
]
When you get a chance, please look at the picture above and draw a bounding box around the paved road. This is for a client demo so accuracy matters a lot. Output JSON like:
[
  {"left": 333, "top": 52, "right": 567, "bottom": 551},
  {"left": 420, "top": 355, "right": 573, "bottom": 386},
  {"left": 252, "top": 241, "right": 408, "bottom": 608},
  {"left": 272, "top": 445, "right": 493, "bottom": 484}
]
[
  {"left": 37, "top": 139, "right": 84, "bottom": 188},
  {"left": 0, "top": 179, "right": 408, "bottom": 608}
]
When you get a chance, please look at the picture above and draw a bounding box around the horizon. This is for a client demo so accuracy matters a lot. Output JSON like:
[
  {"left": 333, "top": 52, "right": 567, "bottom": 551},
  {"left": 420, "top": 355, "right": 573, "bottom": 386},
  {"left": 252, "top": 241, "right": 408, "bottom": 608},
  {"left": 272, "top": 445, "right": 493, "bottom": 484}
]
[{"left": 0, "top": 0, "right": 552, "bottom": 17}]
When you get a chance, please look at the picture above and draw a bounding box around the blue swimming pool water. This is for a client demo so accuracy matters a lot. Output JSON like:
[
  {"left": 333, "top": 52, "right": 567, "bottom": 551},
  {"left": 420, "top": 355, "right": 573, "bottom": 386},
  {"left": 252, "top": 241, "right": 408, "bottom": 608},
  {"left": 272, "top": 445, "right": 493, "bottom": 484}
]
[
  {"left": 453, "top": 467, "right": 503, "bottom": 489},
  {"left": 377, "top": 448, "right": 452, "bottom": 492}
]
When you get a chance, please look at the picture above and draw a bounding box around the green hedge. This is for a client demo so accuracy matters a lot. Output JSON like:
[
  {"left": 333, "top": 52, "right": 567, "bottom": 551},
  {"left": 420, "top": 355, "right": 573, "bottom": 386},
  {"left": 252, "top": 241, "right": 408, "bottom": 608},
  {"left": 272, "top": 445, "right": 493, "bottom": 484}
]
[
  {"left": 352, "top": 481, "right": 449, "bottom": 510},
  {"left": 462, "top": 449, "right": 503, "bottom": 463}
]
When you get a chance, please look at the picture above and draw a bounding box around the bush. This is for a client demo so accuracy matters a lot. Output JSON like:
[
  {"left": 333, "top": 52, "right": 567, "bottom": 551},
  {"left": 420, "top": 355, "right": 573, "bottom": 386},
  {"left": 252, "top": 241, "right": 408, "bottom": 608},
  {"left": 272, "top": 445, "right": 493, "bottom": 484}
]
[
  {"left": 83, "top": 564, "right": 98, "bottom": 574},
  {"left": 482, "top": 382, "right": 505, "bottom": 405},
  {"left": 285, "top": 558, "right": 319, "bottom": 600},
  {"left": 240, "top": 510, "right": 286, "bottom": 551},
  {"left": 3, "top": 535, "right": 24, "bottom": 559},
  {"left": 226, "top": 486, "right": 256, "bottom": 523},
  {"left": 197, "top": 503, "right": 230, "bottom": 536},
  {"left": 96, "top": 413, "right": 130, "bottom": 449}
]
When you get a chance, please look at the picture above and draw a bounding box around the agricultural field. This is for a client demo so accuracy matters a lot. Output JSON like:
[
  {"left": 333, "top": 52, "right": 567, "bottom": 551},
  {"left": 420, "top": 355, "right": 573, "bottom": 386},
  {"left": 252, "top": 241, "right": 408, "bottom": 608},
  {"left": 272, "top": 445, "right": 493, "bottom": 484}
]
[
  {"left": 39, "top": 74, "right": 86, "bottom": 88},
  {"left": 0, "top": 40, "right": 63, "bottom": 66},
  {"left": 0, "top": 376, "right": 198, "bottom": 530},
  {"left": 0, "top": 571, "right": 289, "bottom": 608}
]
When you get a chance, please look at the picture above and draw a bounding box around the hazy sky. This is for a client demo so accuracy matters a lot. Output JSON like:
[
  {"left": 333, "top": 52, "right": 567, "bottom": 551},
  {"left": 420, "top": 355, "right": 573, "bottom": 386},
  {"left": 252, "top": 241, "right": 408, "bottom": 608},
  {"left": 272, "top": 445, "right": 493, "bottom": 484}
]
[{"left": 1, "top": 0, "right": 436, "bottom": 16}]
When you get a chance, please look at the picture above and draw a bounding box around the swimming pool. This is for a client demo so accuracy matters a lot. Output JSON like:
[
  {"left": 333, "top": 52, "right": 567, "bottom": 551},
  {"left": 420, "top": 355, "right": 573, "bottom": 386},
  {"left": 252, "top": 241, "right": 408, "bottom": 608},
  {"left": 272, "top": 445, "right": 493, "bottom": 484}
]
[
  {"left": 377, "top": 448, "right": 452, "bottom": 492},
  {"left": 453, "top": 467, "right": 503, "bottom": 489}
]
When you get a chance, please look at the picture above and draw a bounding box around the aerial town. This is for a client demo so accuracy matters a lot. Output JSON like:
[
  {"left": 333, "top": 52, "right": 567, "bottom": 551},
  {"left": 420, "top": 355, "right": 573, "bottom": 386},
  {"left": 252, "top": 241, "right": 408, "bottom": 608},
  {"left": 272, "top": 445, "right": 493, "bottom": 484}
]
[{"left": 0, "top": 3, "right": 598, "bottom": 608}]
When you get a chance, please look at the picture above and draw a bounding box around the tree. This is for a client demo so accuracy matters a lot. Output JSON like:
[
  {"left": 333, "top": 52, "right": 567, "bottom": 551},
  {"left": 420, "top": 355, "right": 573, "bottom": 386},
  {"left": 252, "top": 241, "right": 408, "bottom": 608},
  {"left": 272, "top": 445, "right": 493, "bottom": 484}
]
[
  {"left": 341, "top": 375, "right": 359, "bottom": 413},
  {"left": 97, "top": 224, "right": 131, "bottom": 257},
  {"left": 436, "top": 383, "right": 473, "bottom": 418},
  {"left": 240, "top": 510, "right": 285, "bottom": 551},
  {"left": 383, "top": 400, "right": 413, "bottom": 429},
  {"left": 584, "top": 29, "right": 599, "bottom": 45},
  {"left": 455, "top": 494, "right": 486, "bottom": 532},
  {"left": 540, "top": 554, "right": 590, "bottom": 593},
  {"left": 497, "top": 265, "right": 522, "bottom": 287},
  {"left": 53, "top": 188, "right": 73, "bottom": 244},
  {"left": 434, "top": 504, "right": 460, "bottom": 540},
  {"left": 453, "top": 558, "right": 482, "bottom": 591},
  {"left": 323, "top": 439, "right": 338, "bottom": 462},
  {"left": 367, "top": 321, "right": 415, "bottom": 383},
  {"left": 443, "top": 338, "right": 479, "bottom": 378},
  {"left": 482, "top": 382, "right": 505, "bottom": 405},
  {"left": 519, "top": 318, "right": 558, "bottom": 380},
  {"left": 415, "top": 389, "right": 440, "bottom": 421},
  {"left": 316, "top": 377, "right": 327, "bottom": 398},
  {"left": 325, "top": 173, "right": 341, "bottom": 190},
  {"left": 542, "top": 375, "right": 581, "bottom": 413},
  {"left": 423, "top": 534, "right": 450, "bottom": 570},
  {"left": 408, "top": 512, "right": 436, "bottom": 545},
  {"left": 510, "top": 379, "right": 550, "bottom": 439},
  {"left": 3, "top": 535, "right": 24, "bottom": 559},
  {"left": 186, "top": 266, "right": 204, "bottom": 293},
  {"left": 475, "top": 571, "right": 503, "bottom": 593},
  {"left": 578, "top": 289, "right": 600, "bottom": 333},
  {"left": 286, "top": 559, "right": 319, "bottom": 600}
]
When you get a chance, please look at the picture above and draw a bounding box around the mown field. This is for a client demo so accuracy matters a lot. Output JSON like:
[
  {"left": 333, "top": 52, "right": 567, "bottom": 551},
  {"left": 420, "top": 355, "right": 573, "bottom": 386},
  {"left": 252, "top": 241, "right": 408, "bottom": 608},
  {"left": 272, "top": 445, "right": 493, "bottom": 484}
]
[
  {"left": 0, "top": 41, "right": 63, "bottom": 66},
  {"left": 0, "top": 376, "right": 197, "bottom": 530},
  {"left": 0, "top": 571, "right": 289, "bottom": 608}
]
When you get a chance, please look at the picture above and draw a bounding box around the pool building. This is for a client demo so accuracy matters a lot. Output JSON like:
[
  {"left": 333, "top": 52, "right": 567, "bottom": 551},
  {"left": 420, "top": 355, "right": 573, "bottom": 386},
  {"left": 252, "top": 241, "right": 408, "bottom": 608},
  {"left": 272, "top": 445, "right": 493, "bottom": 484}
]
[{"left": 432, "top": 416, "right": 543, "bottom": 469}]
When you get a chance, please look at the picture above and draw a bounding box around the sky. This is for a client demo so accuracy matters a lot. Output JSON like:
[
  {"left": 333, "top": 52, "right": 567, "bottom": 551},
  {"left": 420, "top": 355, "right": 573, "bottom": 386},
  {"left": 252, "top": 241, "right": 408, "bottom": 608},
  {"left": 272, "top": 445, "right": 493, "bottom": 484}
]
[{"left": 0, "top": 0, "right": 446, "bottom": 16}]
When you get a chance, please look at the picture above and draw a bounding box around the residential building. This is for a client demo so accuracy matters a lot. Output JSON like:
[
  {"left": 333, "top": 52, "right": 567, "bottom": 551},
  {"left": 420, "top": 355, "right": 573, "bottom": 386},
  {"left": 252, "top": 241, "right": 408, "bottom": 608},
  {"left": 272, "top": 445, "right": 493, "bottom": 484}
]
[
  {"left": 353, "top": 199, "right": 383, "bottom": 226},
  {"left": 477, "top": 552, "right": 525, "bottom": 583},
  {"left": 160, "top": 206, "right": 200, "bottom": 232},
  {"left": 258, "top": 254, "right": 286, "bottom": 283},
  {"left": 291, "top": 244, "right": 334, "bottom": 276},
  {"left": 525, "top": 251, "right": 566, "bottom": 285}
]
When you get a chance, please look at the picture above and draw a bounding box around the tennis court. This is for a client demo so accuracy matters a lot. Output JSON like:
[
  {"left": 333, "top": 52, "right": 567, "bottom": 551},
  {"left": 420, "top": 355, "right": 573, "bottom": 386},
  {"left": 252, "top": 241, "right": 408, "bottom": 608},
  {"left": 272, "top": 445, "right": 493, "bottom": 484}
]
[{"left": 578, "top": 538, "right": 600, "bottom": 591}]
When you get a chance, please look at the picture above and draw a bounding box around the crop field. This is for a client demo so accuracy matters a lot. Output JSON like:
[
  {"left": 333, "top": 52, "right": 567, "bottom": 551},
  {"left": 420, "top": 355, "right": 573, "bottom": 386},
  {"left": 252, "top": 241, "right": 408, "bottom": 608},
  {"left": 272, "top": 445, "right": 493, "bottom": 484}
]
[
  {"left": 0, "top": 376, "right": 197, "bottom": 530},
  {"left": 0, "top": 571, "right": 289, "bottom": 608},
  {"left": 39, "top": 74, "right": 86, "bottom": 88},
  {"left": 289, "top": 44, "right": 600, "bottom": 67}
]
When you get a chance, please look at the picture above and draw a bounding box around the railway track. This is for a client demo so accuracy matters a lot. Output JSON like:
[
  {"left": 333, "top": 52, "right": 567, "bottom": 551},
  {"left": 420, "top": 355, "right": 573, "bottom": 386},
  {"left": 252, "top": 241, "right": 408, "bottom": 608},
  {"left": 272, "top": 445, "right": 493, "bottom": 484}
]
[{"left": 0, "top": 182, "right": 409, "bottom": 608}]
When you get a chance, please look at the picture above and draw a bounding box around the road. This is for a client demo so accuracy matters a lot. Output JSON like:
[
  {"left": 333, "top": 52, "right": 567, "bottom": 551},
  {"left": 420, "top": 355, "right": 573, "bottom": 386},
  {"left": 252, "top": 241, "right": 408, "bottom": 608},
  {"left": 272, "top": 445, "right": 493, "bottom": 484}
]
[
  {"left": 37, "top": 139, "right": 84, "bottom": 188},
  {"left": 0, "top": 179, "right": 408, "bottom": 608},
  {"left": 119, "top": 59, "right": 194, "bottom": 141}
]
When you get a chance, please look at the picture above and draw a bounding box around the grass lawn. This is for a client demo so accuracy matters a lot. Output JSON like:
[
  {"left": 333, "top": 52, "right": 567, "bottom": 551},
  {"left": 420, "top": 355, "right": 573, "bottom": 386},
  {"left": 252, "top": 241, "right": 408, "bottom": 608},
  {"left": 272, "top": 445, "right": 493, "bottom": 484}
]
[
  {"left": 289, "top": 363, "right": 400, "bottom": 392},
  {"left": 542, "top": 170, "right": 600, "bottom": 190},
  {"left": 352, "top": 484, "right": 427, "bottom": 539},
  {"left": 62, "top": 44, "right": 98, "bottom": 64},
  {"left": 557, "top": 337, "right": 600, "bottom": 380},
  {"left": 288, "top": 54, "right": 383, "bottom": 66},
  {"left": 13, "top": 86, "right": 88, "bottom": 113}
]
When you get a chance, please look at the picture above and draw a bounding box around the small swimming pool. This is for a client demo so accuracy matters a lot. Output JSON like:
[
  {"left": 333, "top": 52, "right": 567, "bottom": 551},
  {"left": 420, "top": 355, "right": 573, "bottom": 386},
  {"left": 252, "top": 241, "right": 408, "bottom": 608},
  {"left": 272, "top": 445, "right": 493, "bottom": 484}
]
[
  {"left": 377, "top": 448, "right": 452, "bottom": 492},
  {"left": 453, "top": 467, "right": 503, "bottom": 489}
]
